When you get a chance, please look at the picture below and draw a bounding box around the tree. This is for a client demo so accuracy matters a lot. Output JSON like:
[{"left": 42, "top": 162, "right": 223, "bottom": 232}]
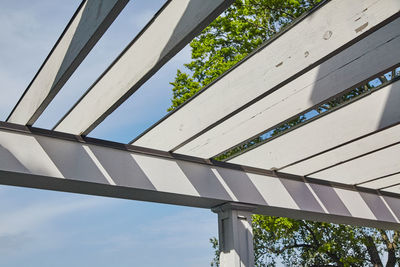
[
  {"left": 168, "top": 0, "right": 400, "bottom": 266},
  {"left": 210, "top": 216, "right": 400, "bottom": 267},
  {"left": 252, "top": 216, "right": 400, "bottom": 266},
  {"left": 168, "top": 0, "right": 320, "bottom": 111}
]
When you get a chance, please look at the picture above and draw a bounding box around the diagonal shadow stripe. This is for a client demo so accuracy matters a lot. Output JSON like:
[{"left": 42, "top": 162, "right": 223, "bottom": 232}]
[
  {"left": 0, "top": 145, "right": 30, "bottom": 174},
  {"left": 89, "top": 145, "right": 156, "bottom": 190},
  {"left": 280, "top": 179, "right": 324, "bottom": 213},
  {"left": 216, "top": 167, "right": 266, "bottom": 205},
  {"left": 309, "top": 183, "right": 351, "bottom": 216},
  {"left": 360, "top": 192, "right": 397, "bottom": 222},
  {"left": 177, "top": 161, "right": 232, "bottom": 200},
  {"left": 382, "top": 195, "right": 400, "bottom": 220},
  {"left": 35, "top": 136, "right": 108, "bottom": 184}
]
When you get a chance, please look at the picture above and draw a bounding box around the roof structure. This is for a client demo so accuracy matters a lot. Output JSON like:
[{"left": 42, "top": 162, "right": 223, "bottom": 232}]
[{"left": 1, "top": 0, "right": 400, "bottom": 265}]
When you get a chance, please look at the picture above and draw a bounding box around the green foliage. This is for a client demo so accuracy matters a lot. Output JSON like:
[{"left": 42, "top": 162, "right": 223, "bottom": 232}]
[
  {"left": 215, "top": 68, "right": 400, "bottom": 161},
  {"left": 207, "top": 215, "right": 400, "bottom": 266},
  {"left": 252, "top": 216, "right": 378, "bottom": 266},
  {"left": 210, "top": 237, "right": 220, "bottom": 267},
  {"left": 168, "top": 0, "right": 321, "bottom": 111},
  {"left": 168, "top": 0, "right": 400, "bottom": 266}
]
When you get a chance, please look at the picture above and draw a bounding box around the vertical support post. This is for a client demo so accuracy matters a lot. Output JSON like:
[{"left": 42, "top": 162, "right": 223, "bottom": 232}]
[{"left": 212, "top": 203, "right": 256, "bottom": 267}]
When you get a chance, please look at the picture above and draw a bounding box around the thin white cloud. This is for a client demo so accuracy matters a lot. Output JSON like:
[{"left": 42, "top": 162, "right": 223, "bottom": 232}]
[
  {"left": 33, "top": 0, "right": 168, "bottom": 130},
  {"left": 0, "top": 1, "right": 216, "bottom": 265},
  {"left": 95, "top": 209, "right": 217, "bottom": 252},
  {"left": 0, "top": 196, "right": 108, "bottom": 237},
  {"left": 0, "top": 1, "right": 80, "bottom": 120}
]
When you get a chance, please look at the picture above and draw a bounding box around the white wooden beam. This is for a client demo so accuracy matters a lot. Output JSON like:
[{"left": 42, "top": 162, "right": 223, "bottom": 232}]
[
  {"left": 229, "top": 79, "right": 400, "bottom": 181},
  {"left": 360, "top": 173, "right": 400, "bottom": 190},
  {"left": 133, "top": 0, "right": 400, "bottom": 152},
  {"left": 54, "top": 0, "right": 233, "bottom": 135},
  {"left": 1, "top": 122, "right": 399, "bottom": 229},
  {"left": 282, "top": 123, "right": 400, "bottom": 177},
  {"left": 309, "top": 144, "right": 400, "bottom": 185},
  {"left": 382, "top": 183, "right": 400, "bottom": 194},
  {"left": 174, "top": 17, "right": 400, "bottom": 158},
  {"left": 7, "top": 0, "right": 129, "bottom": 125}
]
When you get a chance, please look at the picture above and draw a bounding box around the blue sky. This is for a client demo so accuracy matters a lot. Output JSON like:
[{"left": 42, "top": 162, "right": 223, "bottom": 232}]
[{"left": 0, "top": 1, "right": 218, "bottom": 266}]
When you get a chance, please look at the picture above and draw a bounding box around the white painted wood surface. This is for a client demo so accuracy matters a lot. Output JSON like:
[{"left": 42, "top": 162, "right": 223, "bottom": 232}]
[
  {"left": 310, "top": 144, "right": 400, "bottom": 184},
  {"left": 133, "top": 0, "right": 400, "bottom": 152},
  {"left": 0, "top": 124, "right": 399, "bottom": 228},
  {"left": 383, "top": 184, "right": 400, "bottom": 194},
  {"left": 229, "top": 79, "right": 400, "bottom": 173},
  {"left": 213, "top": 204, "right": 255, "bottom": 267},
  {"left": 175, "top": 18, "right": 400, "bottom": 158},
  {"left": 360, "top": 173, "right": 400, "bottom": 189},
  {"left": 333, "top": 188, "right": 376, "bottom": 220},
  {"left": 7, "top": 0, "right": 128, "bottom": 125},
  {"left": 55, "top": 0, "right": 231, "bottom": 135},
  {"left": 281, "top": 124, "right": 400, "bottom": 176}
]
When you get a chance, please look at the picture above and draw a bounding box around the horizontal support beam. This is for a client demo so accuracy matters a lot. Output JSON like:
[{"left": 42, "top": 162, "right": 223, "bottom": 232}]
[
  {"left": 229, "top": 79, "right": 400, "bottom": 183},
  {"left": 1, "top": 121, "right": 400, "bottom": 229},
  {"left": 132, "top": 0, "right": 400, "bottom": 153},
  {"left": 7, "top": 0, "right": 129, "bottom": 125},
  {"left": 174, "top": 17, "right": 400, "bottom": 158},
  {"left": 54, "top": 0, "right": 233, "bottom": 135}
]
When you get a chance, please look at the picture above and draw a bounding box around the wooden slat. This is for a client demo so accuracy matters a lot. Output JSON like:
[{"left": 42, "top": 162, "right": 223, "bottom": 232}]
[
  {"left": 228, "top": 80, "right": 400, "bottom": 177},
  {"left": 383, "top": 184, "right": 400, "bottom": 194},
  {"left": 54, "top": 0, "right": 233, "bottom": 135},
  {"left": 281, "top": 123, "right": 400, "bottom": 176},
  {"left": 309, "top": 144, "right": 400, "bottom": 184},
  {"left": 1, "top": 121, "right": 400, "bottom": 229},
  {"left": 133, "top": 0, "right": 400, "bottom": 152},
  {"left": 174, "top": 18, "right": 400, "bottom": 158},
  {"left": 358, "top": 173, "right": 400, "bottom": 189},
  {"left": 7, "top": 0, "right": 129, "bottom": 125}
]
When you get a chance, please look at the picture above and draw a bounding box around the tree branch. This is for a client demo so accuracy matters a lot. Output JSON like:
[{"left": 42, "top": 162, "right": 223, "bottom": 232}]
[
  {"left": 379, "top": 230, "right": 396, "bottom": 267},
  {"left": 364, "top": 235, "right": 383, "bottom": 266},
  {"left": 260, "top": 243, "right": 313, "bottom": 255}
]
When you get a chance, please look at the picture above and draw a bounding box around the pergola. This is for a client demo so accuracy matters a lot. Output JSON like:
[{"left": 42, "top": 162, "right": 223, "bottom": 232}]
[{"left": 1, "top": 0, "right": 400, "bottom": 266}]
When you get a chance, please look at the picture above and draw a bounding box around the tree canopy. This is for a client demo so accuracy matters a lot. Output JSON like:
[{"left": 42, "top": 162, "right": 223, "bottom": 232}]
[
  {"left": 252, "top": 216, "right": 399, "bottom": 266},
  {"left": 168, "top": 0, "right": 400, "bottom": 266},
  {"left": 168, "top": 0, "right": 321, "bottom": 111}
]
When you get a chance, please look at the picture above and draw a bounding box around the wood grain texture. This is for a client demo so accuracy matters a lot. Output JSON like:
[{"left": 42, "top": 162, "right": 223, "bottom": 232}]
[{"left": 134, "top": 0, "right": 400, "bottom": 154}]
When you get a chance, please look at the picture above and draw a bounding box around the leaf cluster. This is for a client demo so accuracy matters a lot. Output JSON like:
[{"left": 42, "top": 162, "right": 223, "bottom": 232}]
[
  {"left": 253, "top": 216, "right": 372, "bottom": 266},
  {"left": 168, "top": 0, "right": 321, "bottom": 111},
  {"left": 167, "top": 1, "right": 400, "bottom": 266}
]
